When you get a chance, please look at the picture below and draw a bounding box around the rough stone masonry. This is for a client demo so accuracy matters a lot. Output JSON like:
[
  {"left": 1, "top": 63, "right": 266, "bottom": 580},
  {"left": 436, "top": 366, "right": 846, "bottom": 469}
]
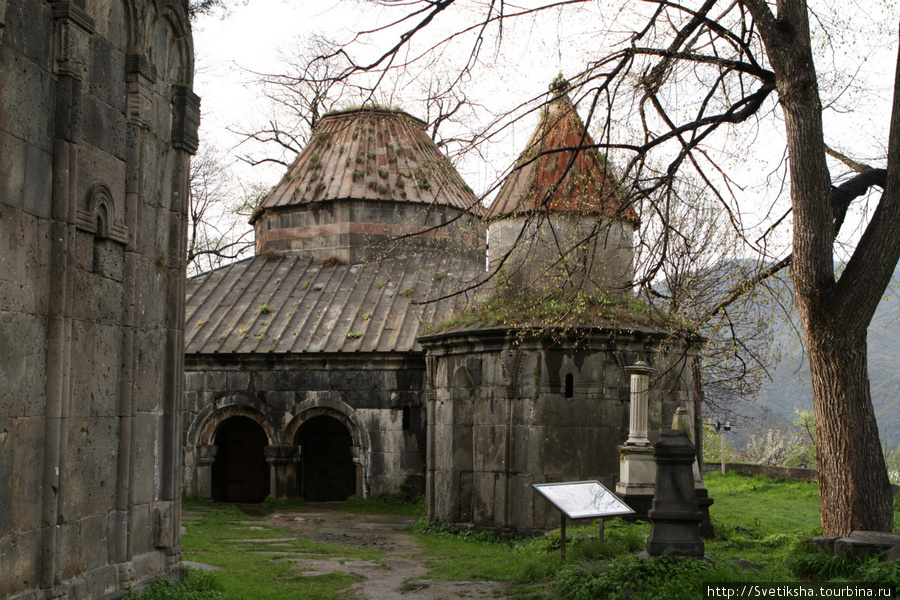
[{"left": 0, "top": 0, "right": 198, "bottom": 597}]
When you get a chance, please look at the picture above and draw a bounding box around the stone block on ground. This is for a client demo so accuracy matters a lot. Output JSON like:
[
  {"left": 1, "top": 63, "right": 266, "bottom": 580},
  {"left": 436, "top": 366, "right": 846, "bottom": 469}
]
[
  {"left": 812, "top": 537, "right": 838, "bottom": 552},
  {"left": 834, "top": 531, "right": 900, "bottom": 558}
]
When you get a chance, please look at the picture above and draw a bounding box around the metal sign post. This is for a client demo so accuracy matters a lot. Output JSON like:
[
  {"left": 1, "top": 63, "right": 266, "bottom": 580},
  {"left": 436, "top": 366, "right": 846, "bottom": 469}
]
[{"left": 533, "top": 481, "right": 635, "bottom": 561}]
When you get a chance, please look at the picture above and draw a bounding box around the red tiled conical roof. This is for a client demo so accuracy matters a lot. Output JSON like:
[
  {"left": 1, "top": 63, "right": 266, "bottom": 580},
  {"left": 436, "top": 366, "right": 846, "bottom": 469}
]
[{"left": 485, "top": 84, "right": 637, "bottom": 224}]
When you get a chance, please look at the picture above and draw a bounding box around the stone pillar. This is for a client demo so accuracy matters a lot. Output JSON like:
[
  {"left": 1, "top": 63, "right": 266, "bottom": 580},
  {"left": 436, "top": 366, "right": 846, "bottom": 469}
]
[
  {"left": 352, "top": 446, "right": 364, "bottom": 498},
  {"left": 617, "top": 362, "right": 656, "bottom": 517},
  {"left": 265, "top": 445, "right": 300, "bottom": 499},
  {"left": 196, "top": 445, "right": 217, "bottom": 499},
  {"left": 646, "top": 429, "right": 705, "bottom": 557},
  {"left": 624, "top": 362, "right": 654, "bottom": 445}
]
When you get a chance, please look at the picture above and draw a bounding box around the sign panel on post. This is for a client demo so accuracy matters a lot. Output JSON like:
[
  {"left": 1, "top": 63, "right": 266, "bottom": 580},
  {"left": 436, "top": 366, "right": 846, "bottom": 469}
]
[{"left": 533, "top": 480, "right": 635, "bottom": 561}]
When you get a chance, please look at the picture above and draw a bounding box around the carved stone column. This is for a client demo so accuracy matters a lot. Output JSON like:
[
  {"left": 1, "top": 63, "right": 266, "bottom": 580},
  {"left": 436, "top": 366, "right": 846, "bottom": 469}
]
[
  {"left": 617, "top": 362, "right": 656, "bottom": 517},
  {"left": 196, "top": 445, "right": 218, "bottom": 499},
  {"left": 624, "top": 361, "right": 654, "bottom": 445},
  {"left": 264, "top": 445, "right": 300, "bottom": 499},
  {"left": 351, "top": 446, "right": 364, "bottom": 498}
]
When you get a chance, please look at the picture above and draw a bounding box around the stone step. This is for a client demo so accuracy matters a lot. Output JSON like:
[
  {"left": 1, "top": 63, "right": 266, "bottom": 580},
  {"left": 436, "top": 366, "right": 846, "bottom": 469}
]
[{"left": 835, "top": 531, "right": 900, "bottom": 557}]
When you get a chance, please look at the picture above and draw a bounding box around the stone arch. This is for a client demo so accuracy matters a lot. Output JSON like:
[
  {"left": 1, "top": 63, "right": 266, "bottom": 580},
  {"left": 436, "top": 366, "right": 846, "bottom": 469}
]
[
  {"left": 285, "top": 402, "right": 366, "bottom": 500},
  {"left": 210, "top": 415, "right": 270, "bottom": 503},
  {"left": 283, "top": 398, "right": 364, "bottom": 447},
  {"left": 139, "top": 0, "right": 192, "bottom": 86},
  {"left": 451, "top": 365, "right": 476, "bottom": 402},
  {"left": 186, "top": 399, "right": 280, "bottom": 500},
  {"left": 195, "top": 401, "right": 277, "bottom": 448},
  {"left": 161, "top": 4, "right": 193, "bottom": 85},
  {"left": 76, "top": 182, "right": 129, "bottom": 243},
  {"left": 560, "top": 360, "right": 578, "bottom": 399}
]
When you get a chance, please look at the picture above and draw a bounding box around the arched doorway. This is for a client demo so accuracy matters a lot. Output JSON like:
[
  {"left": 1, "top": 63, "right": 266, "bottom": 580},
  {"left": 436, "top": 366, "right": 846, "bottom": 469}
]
[
  {"left": 297, "top": 415, "right": 356, "bottom": 501},
  {"left": 211, "top": 416, "right": 270, "bottom": 502}
]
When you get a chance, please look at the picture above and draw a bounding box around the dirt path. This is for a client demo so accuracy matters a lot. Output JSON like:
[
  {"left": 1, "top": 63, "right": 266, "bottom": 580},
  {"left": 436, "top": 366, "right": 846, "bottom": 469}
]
[{"left": 185, "top": 504, "right": 508, "bottom": 600}]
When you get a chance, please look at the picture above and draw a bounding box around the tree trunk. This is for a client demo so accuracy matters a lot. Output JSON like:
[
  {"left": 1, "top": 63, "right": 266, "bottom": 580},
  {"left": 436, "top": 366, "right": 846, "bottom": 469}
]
[
  {"left": 805, "top": 317, "right": 894, "bottom": 536},
  {"left": 745, "top": 0, "right": 897, "bottom": 535}
]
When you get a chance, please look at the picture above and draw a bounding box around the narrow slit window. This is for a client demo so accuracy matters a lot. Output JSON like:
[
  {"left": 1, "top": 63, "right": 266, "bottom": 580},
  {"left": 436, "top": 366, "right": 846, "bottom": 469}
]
[{"left": 565, "top": 373, "right": 574, "bottom": 398}]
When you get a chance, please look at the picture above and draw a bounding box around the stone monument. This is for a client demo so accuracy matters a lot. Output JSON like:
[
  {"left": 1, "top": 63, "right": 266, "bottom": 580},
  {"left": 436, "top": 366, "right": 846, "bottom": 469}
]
[
  {"left": 671, "top": 406, "right": 715, "bottom": 537},
  {"left": 646, "top": 429, "right": 705, "bottom": 557},
  {"left": 617, "top": 361, "right": 657, "bottom": 517}
]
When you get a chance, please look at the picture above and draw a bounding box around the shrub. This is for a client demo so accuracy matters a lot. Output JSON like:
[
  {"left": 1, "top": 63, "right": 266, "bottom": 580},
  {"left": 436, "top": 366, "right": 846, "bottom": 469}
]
[
  {"left": 122, "top": 569, "right": 228, "bottom": 600},
  {"left": 554, "top": 554, "right": 771, "bottom": 600}
]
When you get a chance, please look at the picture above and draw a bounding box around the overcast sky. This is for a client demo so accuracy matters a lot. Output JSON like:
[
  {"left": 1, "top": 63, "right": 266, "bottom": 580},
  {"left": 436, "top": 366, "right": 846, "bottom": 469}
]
[
  {"left": 191, "top": 1, "right": 653, "bottom": 189},
  {"left": 190, "top": 0, "right": 899, "bottom": 259}
]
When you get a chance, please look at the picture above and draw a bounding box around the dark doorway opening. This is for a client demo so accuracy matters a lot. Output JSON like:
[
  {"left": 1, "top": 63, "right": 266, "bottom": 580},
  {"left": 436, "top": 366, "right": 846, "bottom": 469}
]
[
  {"left": 297, "top": 416, "right": 356, "bottom": 501},
  {"left": 211, "top": 416, "right": 270, "bottom": 503}
]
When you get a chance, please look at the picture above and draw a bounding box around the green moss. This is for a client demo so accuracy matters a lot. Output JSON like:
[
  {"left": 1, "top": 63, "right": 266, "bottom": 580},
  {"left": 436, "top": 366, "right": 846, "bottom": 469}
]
[{"left": 426, "top": 290, "right": 679, "bottom": 334}]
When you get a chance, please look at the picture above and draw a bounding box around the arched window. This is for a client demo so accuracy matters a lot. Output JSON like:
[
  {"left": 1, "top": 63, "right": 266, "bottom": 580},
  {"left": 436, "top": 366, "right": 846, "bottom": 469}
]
[{"left": 564, "top": 372, "right": 574, "bottom": 398}]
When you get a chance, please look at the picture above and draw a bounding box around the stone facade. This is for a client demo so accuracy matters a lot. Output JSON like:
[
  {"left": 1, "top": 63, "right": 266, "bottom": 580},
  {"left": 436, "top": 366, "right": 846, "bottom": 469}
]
[
  {"left": 182, "top": 354, "right": 427, "bottom": 502},
  {"left": 181, "top": 96, "right": 704, "bottom": 535},
  {"left": 0, "top": 0, "right": 197, "bottom": 597},
  {"left": 182, "top": 108, "right": 484, "bottom": 508},
  {"left": 420, "top": 328, "right": 700, "bottom": 533}
]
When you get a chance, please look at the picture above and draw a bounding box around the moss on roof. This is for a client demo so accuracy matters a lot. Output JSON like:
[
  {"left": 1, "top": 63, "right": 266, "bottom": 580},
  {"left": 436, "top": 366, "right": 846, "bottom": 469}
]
[{"left": 425, "top": 289, "right": 686, "bottom": 337}]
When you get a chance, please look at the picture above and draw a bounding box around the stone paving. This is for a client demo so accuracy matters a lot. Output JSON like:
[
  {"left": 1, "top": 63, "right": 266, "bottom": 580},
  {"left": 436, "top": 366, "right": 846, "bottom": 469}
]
[{"left": 182, "top": 505, "right": 510, "bottom": 600}]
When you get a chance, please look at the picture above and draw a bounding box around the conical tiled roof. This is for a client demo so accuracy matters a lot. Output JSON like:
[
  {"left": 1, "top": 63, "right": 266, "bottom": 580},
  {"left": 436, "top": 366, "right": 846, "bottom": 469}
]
[
  {"left": 256, "top": 107, "right": 480, "bottom": 216},
  {"left": 485, "top": 85, "right": 637, "bottom": 223}
]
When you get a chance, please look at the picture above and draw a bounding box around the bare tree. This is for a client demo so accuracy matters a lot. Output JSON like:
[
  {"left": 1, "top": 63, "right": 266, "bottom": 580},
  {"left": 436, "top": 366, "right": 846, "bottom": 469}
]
[
  {"left": 187, "top": 143, "right": 256, "bottom": 275},
  {"left": 230, "top": 33, "right": 497, "bottom": 177},
  {"left": 636, "top": 181, "right": 789, "bottom": 421},
  {"left": 318, "top": 0, "right": 897, "bottom": 535},
  {"left": 228, "top": 37, "right": 363, "bottom": 169}
]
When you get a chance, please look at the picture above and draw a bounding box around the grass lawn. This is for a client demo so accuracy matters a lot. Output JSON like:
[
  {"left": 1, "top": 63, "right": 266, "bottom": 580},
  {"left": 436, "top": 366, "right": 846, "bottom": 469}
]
[
  {"left": 705, "top": 471, "right": 823, "bottom": 534},
  {"left": 180, "top": 504, "right": 376, "bottom": 600},
  {"left": 136, "top": 476, "right": 899, "bottom": 600}
]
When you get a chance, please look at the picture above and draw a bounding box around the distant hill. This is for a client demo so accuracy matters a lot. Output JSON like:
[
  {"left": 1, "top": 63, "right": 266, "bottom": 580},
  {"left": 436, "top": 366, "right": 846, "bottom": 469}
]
[{"left": 749, "top": 263, "right": 900, "bottom": 448}]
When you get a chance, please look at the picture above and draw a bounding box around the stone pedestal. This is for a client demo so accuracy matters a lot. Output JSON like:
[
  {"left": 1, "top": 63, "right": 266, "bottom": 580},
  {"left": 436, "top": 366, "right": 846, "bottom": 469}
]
[
  {"left": 617, "top": 445, "right": 657, "bottom": 518},
  {"left": 646, "top": 429, "right": 704, "bottom": 557}
]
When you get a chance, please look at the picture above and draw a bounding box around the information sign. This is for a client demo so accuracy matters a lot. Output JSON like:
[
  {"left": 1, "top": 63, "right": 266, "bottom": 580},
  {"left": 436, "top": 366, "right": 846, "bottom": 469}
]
[{"left": 533, "top": 480, "right": 635, "bottom": 561}]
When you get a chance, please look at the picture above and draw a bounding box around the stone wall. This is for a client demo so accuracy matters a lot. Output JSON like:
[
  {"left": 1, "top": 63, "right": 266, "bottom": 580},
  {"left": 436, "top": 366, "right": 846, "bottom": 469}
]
[
  {"left": 487, "top": 215, "right": 634, "bottom": 297},
  {"left": 420, "top": 327, "right": 700, "bottom": 533},
  {"left": 183, "top": 354, "right": 427, "bottom": 502},
  {"left": 253, "top": 199, "right": 485, "bottom": 263},
  {"left": 0, "top": 0, "right": 197, "bottom": 598}
]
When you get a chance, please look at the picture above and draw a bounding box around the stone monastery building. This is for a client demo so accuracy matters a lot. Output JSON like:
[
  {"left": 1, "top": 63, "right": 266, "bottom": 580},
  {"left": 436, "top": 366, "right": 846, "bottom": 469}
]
[
  {"left": 182, "top": 85, "right": 701, "bottom": 533},
  {"left": 1, "top": 0, "right": 196, "bottom": 597}
]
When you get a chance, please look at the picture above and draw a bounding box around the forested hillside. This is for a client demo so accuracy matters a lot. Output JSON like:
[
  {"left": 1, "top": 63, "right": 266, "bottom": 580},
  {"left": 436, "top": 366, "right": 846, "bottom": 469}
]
[{"left": 747, "top": 264, "right": 900, "bottom": 447}]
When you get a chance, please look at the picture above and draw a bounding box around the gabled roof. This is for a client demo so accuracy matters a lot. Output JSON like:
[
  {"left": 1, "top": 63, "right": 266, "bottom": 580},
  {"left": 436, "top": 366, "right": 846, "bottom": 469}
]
[
  {"left": 254, "top": 108, "right": 481, "bottom": 219},
  {"left": 485, "top": 84, "right": 637, "bottom": 223},
  {"left": 184, "top": 253, "right": 482, "bottom": 355}
]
